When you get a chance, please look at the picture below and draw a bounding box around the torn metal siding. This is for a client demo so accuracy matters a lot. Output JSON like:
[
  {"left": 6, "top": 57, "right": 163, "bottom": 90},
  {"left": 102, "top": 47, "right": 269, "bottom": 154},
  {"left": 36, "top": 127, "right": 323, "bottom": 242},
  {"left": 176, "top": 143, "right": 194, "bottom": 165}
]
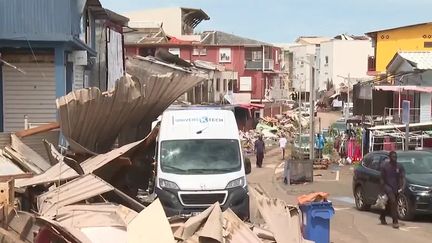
[
  {"left": 14, "top": 135, "right": 149, "bottom": 188},
  {"left": 56, "top": 56, "right": 205, "bottom": 153},
  {"left": 37, "top": 174, "right": 114, "bottom": 217},
  {"left": 0, "top": 132, "right": 11, "bottom": 149},
  {"left": 10, "top": 134, "right": 51, "bottom": 172},
  {"left": 20, "top": 131, "right": 59, "bottom": 162},
  {"left": 0, "top": 154, "right": 24, "bottom": 176},
  {"left": 54, "top": 204, "right": 137, "bottom": 229}
]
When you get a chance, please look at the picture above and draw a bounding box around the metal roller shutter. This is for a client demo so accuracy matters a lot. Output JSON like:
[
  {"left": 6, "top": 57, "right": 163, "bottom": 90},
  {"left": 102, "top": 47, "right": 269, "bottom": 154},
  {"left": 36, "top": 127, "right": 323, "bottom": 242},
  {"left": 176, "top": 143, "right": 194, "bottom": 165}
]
[{"left": 2, "top": 63, "right": 56, "bottom": 132}]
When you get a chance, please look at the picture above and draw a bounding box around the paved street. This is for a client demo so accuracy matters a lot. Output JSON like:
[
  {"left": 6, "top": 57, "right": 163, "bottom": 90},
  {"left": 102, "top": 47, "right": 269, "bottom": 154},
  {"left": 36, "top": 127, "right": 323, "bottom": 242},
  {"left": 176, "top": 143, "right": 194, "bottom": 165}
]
[{"left": 247, "top": 147, "right": 432, "bottom": 243}]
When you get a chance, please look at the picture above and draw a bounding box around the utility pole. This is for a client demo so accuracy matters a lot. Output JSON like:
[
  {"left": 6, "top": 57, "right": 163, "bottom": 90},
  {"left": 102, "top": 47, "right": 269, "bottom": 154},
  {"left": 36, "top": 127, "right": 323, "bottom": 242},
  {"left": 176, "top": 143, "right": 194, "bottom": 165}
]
[
  {"left": 345, "top": 73, "right": 351, "bottom": 121},
  {"left": 298, "top": 78, "right": 302, "bottom": 139},
  {"left": 309, "top": 56, "right": 315, "bottom": 161}
]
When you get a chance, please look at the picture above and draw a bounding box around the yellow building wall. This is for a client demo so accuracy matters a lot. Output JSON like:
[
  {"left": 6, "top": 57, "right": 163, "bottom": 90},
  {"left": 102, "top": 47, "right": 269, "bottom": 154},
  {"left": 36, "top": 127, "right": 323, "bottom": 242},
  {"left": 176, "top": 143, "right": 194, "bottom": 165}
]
[{"left": 375, "top": 24, "right": 432, "bottom": 73}]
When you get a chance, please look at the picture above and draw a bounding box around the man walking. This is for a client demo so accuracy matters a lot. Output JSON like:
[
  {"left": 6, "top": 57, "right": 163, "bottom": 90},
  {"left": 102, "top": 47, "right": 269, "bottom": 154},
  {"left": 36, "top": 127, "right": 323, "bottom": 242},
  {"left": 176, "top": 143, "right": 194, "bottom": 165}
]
[
  {"left": 279, "top": 135, "right": 288, "bottom": 160},
  {"left": 315, "top": 133, "right": 325, "bottom": 159},
  {"left": 380, "top": 151, "right": 406, "bottom": 229},
  {"left": 254, "top": 135, "right": 265, "bottom": 168}
]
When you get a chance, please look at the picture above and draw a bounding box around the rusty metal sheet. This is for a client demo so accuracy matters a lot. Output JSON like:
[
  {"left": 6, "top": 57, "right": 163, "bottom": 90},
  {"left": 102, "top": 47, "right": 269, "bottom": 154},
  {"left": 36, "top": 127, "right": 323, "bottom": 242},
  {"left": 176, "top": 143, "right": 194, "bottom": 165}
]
[{"left": 57, "top": 56, "right": 205, "bottom": 154}]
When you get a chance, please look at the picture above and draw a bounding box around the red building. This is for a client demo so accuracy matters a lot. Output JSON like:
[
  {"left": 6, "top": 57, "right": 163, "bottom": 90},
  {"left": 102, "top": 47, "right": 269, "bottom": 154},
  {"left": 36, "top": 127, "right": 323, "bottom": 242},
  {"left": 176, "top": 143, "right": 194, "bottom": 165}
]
[{"left": 125, "top": 31, "right": 286, "bottom": 118}]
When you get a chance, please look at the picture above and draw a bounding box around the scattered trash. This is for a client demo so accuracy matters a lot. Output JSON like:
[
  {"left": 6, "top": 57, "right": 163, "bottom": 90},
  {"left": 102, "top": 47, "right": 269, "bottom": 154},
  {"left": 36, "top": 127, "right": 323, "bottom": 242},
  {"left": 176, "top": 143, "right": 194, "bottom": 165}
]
[
  {"left": 297, "top": 192, "right": 330, "bottom": 205},
  {"left": 374, "top": 194, "right": 388, "bottom": 210}
]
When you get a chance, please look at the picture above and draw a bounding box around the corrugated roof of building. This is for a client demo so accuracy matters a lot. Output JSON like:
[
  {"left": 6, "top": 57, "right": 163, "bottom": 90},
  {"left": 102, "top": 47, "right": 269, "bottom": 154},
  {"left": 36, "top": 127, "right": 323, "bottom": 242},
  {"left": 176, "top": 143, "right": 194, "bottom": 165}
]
[
  {"left": 295, "top": 36, "right": 332, "bottom": 45},
  {"left": 387, "top": 51, "right": 432, "bottom": 72},
  {"left": 366, "top": 22, "right": 432, "bottom": 37},
  {"left": 201, "top": 31, "right": 271, "bottom": 46}
]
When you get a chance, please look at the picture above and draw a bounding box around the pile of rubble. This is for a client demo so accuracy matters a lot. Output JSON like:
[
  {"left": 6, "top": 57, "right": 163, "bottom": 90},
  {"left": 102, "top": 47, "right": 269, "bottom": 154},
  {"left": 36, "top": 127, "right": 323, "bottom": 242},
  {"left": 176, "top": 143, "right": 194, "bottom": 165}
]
[
  {"left": 0, "top": 56, "right": 312, "bottom": 243},
  {"left": 1, "top": 175, "right": 311, "bottom": 243},
  {"left": 313, "top": 158, "right": 332, "bottom": 170},
  {"left": 240, "top": 115, "right": 299, "bottom": 153}
]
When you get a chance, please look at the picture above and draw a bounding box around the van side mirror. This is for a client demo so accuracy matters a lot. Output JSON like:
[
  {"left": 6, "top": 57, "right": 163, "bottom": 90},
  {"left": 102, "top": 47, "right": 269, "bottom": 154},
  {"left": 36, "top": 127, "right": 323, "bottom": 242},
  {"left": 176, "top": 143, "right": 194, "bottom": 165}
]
[{"left": 244, "top": 157, "right": 252, "bottom": 175}]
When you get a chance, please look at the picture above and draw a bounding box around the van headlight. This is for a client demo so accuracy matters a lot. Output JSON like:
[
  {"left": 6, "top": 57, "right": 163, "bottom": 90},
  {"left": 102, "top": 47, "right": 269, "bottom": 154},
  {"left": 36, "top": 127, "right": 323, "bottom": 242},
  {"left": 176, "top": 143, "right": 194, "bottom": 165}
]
[
  {"left": 159, "top": 178, "right": 180, "bottom": 190},
  {"left": 408, "top": 184, "right": 431, "bottom": 193},
  {"left": 226, "top": 177, "right": 246, "bottom": 189}
]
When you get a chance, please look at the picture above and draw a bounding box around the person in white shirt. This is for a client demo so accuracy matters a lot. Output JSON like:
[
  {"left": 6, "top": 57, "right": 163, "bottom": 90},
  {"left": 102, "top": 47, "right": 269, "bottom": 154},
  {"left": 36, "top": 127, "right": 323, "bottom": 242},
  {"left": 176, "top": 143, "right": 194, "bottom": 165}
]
[{"left": 279, "top": 136, "right": 288, "bottom": 160}]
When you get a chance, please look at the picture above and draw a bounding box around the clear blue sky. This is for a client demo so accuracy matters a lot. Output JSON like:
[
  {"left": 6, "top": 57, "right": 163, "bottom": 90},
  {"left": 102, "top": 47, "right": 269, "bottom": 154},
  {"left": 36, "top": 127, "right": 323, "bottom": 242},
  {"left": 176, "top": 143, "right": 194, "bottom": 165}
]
[{"left": 100, "top": 0, "right": 432, "bottom": 43}]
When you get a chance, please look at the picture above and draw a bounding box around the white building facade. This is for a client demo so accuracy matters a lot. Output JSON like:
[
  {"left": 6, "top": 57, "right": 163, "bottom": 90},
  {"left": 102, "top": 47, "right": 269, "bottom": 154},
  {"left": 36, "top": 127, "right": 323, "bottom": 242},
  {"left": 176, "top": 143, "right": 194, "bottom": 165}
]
[
  {"left": 317, "top": 39, "right": 373, "bottom": 92},
  {"left": 290, "top": 44, "right": 317, "bottom": 94}
]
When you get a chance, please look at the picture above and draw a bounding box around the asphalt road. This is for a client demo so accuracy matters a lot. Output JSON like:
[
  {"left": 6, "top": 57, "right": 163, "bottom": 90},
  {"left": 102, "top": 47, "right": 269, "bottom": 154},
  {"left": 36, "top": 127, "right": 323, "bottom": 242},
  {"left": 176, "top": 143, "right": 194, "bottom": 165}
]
[{"left": 247, "top": 142, "right": 432, "bottom": 243}]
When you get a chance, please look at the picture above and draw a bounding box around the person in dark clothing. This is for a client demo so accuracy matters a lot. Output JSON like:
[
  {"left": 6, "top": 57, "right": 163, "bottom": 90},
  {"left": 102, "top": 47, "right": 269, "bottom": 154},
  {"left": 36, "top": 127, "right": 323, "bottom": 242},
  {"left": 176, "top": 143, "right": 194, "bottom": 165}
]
[
  {"left": 254, "top": 135, "right": 265, "bottom": 168},
  {"left": 380, "top": 151, "right": 406, "bottom": 229}
]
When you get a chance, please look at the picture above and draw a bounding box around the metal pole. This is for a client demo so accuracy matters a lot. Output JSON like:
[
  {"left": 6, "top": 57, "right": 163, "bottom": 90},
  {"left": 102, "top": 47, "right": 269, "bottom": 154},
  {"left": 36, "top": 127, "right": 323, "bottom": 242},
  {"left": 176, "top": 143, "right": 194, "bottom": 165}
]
[
  {"left": 309, "top": 57, "right": 315, "bottom": 160},
  {"left": 319, "top": 117, "right": 321, "bottom": 133},
  {"left": 345, "top": 73, "right": 350, "bottom": 121},
  {"left": 405, "top": 123, "right": 409, "bottom": 151},
  {"left": 298, "top": 79, "right": 302, "bottom": 139}
]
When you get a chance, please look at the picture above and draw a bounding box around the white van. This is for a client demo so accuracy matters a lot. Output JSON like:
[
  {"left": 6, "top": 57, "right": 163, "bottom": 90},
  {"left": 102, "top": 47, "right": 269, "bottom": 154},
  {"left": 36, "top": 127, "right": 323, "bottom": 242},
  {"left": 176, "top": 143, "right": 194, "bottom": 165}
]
[{"left": 155, "top": 108, "right": 251, "bottom": 219}]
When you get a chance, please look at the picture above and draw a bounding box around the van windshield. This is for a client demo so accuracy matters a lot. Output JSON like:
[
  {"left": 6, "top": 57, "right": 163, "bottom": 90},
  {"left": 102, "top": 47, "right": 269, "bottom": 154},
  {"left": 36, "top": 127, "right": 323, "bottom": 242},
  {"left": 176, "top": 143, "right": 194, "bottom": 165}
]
[{"left": 160, "top": 139, "right": 242, "bottom": 174}]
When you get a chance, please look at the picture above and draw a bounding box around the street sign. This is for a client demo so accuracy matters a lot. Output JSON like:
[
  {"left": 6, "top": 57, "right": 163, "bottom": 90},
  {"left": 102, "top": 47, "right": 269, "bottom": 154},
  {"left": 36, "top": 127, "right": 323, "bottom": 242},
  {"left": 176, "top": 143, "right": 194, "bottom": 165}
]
[{"left": 402, "top": 100, "right": 410, "bottom": 124}]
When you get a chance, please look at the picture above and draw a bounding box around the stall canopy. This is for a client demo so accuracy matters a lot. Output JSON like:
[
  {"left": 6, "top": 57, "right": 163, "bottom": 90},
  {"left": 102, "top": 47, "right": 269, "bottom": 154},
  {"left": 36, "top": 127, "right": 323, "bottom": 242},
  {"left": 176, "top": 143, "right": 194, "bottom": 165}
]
[{"left": 374, "top": 85, "right": 432, "bottom": 93}]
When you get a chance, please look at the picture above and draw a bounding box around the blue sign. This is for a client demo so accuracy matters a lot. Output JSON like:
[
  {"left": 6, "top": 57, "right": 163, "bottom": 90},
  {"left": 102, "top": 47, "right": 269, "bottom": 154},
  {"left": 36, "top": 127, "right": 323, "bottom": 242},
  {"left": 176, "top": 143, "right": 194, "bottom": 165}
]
[{"left": 402, "top": 100, "right": 410, "bottom": 124}]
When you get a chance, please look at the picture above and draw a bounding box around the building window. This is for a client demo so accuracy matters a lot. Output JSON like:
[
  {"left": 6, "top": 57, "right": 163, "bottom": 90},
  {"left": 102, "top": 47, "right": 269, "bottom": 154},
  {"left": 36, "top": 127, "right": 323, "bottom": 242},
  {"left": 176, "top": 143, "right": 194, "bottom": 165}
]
[
  {"left": 168, "top": 48, "right": 180, "bottom": 57},
  {"left": 275, "top": 50, "right": 279, "bottom": 64},
  {"left": 239, "top": 77, "right": 252, "bottom": 91},
  {"left": 216, "top": 78, "right": 221, "bottom": 91},
  {"left": 223, "top": 79, "right": 227, "bottom": 91},
  {"left": 219, "top": 48, "right": 231, "bottom": 63},
  {"left": 424, "top": 42, "right": 432, "bottom": 48},
  {"left": 252, "top": 51, "right": 262, "bottom": 60},
  {"left": 192, "top": 48, "right": 207, "bottom": 56},
  {"left": 228, "top": 80, "right": 233, "bottom": 91},
  {"left": 325, "top": 56, "right": 329, "bottom": 64}
]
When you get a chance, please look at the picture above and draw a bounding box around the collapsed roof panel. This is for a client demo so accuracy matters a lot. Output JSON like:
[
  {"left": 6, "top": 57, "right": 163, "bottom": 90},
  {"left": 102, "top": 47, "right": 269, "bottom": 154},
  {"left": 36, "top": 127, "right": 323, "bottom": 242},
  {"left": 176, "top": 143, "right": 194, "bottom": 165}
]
[
  {"left": 15, "top": 127, "right": 158, "bottom": 188},
  {"left": 37, "top": 174, "right": 114, "bottom": 218},
  {"left": 56, "top": 56, "right": 205, "bottom": 154}
]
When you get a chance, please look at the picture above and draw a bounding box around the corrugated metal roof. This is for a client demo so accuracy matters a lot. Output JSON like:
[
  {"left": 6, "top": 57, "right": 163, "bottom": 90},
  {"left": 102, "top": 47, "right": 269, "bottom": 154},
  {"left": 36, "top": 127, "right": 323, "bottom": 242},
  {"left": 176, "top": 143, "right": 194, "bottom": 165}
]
[
  {"left": 0, "top": 0, "right": 74, "bottom": 41},
  {"left": 366, "top": 22, "right": 432, "bottom": 36},
  {"left": 15, "top": 135, "right": 150, "bottom": 187},
  {"left": 11, "top": 134, "right": 51, "bottom": 171},
  {"left": 0, "top": 153, "right": 24, "bottom": 176},
  {"left": 37, "top": 174, "right": 114, "bottom": 217},
  {"left": 387, "top": 51, "right": 432, "bottom": 72},
  {"left": 55, "top": 204, "right": 137, "bottom": 228},
  {"left": 295, "top": 36, "right": 332, "bottom": 45},
  {"left": 201, "top": 31, "right": 270, "bottom": 46},
  {"left": 0, "top": 132, "right": 11, "bottom": 149},
  {"left": 56, "top": 56, "right": 205, "bottom": 153}
]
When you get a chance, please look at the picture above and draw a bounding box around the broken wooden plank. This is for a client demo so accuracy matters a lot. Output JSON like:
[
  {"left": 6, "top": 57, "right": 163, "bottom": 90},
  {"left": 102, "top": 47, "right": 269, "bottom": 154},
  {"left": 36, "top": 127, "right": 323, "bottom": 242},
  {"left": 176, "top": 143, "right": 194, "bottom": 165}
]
[
  {"left": 14, "top": 122, "right": 60, "bottom": 139},
  {"left": 0, "top": 173, "right": 32, "bottom": 182}
]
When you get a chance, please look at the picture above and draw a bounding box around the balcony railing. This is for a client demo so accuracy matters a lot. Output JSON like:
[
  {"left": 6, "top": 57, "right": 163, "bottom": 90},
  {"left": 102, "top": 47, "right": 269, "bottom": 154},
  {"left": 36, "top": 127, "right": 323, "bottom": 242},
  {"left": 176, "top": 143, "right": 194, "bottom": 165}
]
[
  {"left": 383, "top": 107, "right": 420, "bottom": 124},
  {"left": 245, "top": 59, "right": 274, "bottom": 70}
]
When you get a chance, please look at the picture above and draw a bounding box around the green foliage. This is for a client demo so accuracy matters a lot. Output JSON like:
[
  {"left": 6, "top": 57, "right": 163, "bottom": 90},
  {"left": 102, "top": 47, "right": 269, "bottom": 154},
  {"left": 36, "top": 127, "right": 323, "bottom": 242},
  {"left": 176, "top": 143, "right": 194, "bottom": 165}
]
[{"left": 323, "top": 140, "right": 334, "bottom": 155}]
